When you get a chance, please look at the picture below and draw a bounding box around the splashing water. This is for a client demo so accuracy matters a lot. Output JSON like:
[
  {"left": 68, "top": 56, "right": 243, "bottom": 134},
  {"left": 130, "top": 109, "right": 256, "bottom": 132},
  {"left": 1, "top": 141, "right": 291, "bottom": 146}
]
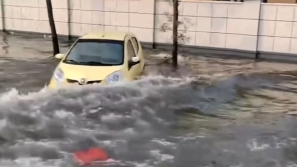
[
  {"left": 1, "top": 73, "right": 297, "bottom": 167},
  {"left": 0, "top": 76, "right": 197, "bottom": 167}
]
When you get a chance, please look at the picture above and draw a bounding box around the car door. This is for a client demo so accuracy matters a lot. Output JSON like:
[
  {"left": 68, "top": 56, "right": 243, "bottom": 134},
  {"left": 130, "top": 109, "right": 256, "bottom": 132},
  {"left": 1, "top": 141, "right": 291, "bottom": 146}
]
[{"left": 126, "top": 38, "right": 140, "bottom": 80}]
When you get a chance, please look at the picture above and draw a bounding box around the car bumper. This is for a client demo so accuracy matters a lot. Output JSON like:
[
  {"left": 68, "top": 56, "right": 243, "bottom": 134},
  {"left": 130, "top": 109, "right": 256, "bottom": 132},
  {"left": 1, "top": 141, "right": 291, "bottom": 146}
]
[{"left": 47, "top": 79, "right": 108, "bottom": 89}]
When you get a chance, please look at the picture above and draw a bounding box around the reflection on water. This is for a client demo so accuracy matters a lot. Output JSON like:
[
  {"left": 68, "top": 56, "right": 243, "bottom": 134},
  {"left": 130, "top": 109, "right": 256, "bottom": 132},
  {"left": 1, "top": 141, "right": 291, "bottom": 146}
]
[
  {"left": 1, "top": 34, "right": 297, "bottom": 167},
  {"left": 2, "top": 34, "right": 9, "bottom": 55}
]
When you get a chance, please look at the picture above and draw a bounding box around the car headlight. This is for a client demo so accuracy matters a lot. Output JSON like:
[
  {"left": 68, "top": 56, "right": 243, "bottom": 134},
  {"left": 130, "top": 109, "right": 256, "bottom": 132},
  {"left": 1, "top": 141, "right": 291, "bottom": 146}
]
[
  {"left": 105, "top": 71, "right": 123, "bottom": 84},
  {"left": 53, "top": 68, "right": 64, "bottom": 82}
]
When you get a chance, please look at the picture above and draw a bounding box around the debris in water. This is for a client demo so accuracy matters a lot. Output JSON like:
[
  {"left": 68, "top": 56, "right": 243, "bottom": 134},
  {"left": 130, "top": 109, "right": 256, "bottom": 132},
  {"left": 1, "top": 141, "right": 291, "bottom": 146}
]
[{"left": 74, "top": 147, "right": 109, "bottom": 165}]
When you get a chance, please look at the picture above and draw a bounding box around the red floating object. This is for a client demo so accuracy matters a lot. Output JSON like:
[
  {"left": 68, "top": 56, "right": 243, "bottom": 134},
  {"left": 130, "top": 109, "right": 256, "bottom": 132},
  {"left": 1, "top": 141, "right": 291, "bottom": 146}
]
[{"left": 74, "top": 147, "right": 109, "bottom": 166}]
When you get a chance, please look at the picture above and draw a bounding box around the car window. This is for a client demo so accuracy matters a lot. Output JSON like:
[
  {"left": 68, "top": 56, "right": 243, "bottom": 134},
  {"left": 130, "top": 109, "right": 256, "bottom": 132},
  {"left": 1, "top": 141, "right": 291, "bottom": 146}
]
[
  {"left": 131, "top": 37, "right": 139, "bottom": 54},
  {"left": 64, "top": 39, "right": 124, "bottom": 65},
  {"left": 127, "top": 40, "right": 136, "bottom": 59}
]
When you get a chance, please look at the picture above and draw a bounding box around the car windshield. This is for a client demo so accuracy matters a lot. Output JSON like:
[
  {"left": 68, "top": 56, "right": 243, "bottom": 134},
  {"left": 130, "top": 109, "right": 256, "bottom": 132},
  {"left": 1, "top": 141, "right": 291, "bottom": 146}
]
[{"left": 63, "top": 39, "right": 124, "bottom": 65}]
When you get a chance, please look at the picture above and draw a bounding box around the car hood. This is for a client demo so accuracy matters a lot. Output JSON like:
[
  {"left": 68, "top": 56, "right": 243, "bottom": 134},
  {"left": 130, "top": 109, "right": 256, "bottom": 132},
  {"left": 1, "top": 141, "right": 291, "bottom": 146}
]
[{"left": 59, "top": 63, "right": 122, "bottom": 81}]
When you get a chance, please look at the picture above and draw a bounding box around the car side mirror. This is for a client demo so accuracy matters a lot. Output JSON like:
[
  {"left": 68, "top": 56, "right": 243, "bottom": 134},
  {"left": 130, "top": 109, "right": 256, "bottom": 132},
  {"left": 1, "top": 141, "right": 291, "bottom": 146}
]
[
  {"left": 128, "top": 57, "right": 140, "bottom": 69},
  {"left": 55, "top": 53, "right": 65, "bottom": 60}
]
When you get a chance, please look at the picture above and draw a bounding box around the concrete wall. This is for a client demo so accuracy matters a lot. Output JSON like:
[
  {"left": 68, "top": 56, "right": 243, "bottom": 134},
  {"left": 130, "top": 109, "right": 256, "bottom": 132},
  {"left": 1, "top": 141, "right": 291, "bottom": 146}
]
[
  {"left": 156, "top": 0, "right": 260, "bottom": 52},
  {"left": 1, "top": 0, "right": 297, "bottom": 57},
  {"left": 259, "top": 3, "right": 297, "bottom": 54},
  {"left": 68, "top": 0, "right": 155, "bottom": 43},
  {"left": 2, "top": 0, "right": 68, "bottom": 34}
]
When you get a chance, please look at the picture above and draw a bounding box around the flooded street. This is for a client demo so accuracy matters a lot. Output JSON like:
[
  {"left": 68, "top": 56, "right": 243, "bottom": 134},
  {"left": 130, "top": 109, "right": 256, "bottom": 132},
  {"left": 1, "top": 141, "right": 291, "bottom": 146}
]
[{"left": 1, "top": 33, "right": 297, "bottom": 167}]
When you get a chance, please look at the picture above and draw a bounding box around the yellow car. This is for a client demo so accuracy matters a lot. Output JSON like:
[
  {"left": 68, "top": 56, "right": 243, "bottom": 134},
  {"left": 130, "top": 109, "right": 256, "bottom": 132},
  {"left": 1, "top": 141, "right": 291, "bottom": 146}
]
[{"left": 48, "top": 31, "right": 145, "bottom": 89}]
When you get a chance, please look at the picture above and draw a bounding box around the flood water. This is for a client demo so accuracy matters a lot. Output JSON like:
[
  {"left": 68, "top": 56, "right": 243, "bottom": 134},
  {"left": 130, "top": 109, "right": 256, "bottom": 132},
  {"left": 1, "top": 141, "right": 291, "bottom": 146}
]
[{"left": 1, "top": 33, "right": 297, "bottom": 167}]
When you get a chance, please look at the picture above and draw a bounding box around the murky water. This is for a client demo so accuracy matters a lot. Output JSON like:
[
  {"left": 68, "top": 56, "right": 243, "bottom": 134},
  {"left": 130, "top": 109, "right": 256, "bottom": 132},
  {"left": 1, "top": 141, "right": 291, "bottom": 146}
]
[{"left": 1, "top": 33, "right": 297, "bottom": 167}]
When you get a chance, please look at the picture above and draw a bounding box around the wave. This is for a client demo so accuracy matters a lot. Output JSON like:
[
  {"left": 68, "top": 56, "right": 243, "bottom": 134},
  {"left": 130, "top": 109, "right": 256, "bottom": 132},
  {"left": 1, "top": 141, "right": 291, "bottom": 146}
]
[{"left": 0, "top": 73, "right": 297, "bottom": 167}]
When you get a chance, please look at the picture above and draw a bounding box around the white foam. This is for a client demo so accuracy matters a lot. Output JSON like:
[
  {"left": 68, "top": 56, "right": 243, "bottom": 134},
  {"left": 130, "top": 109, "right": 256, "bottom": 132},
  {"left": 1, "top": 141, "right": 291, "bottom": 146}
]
[
  {"left": 101, "top": 113, "right": 128, "bottom": 123},
  {"left": 172, "top": 134, "right": 206, "bottom": 141},
  {"left": 246, "top": 139, "right": 270, "bottom": 151},
  {"left": 150, "top": 150, "right": 174, "bottom": 162},
  {"left": 54, "top": 110, "right": 75, "bottom": 119},
  {"left": 151, "top": 139, "right": 176, "bottom": 148},
  {"left": 148, "top": 53, "right": 188, "bottom": 63},
  {"left": 287, "top": 163, "right": 297, "bottom": 167},
  {"left": 0, "top": 119, "right": 7, "bottom": 130},
  {"left": 134, "top": 162, "right": 153, "bottom": 167},
  {"left": 0, "top": 158, "right": 66, "bottom": 167}
]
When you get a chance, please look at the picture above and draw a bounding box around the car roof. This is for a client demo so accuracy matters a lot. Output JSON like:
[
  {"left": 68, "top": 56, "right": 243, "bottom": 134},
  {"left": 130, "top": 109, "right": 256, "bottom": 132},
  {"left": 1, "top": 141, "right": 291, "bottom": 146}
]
[{"left": 80, "top": 31, "right": 133, "bottom": 41}]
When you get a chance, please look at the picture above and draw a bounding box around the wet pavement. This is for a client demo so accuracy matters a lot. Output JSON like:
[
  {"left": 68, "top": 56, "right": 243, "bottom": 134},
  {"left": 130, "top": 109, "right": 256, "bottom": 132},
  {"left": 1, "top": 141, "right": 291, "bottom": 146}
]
[{"left": 1, "top": 33, "right": 297, "bottom": 167}]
